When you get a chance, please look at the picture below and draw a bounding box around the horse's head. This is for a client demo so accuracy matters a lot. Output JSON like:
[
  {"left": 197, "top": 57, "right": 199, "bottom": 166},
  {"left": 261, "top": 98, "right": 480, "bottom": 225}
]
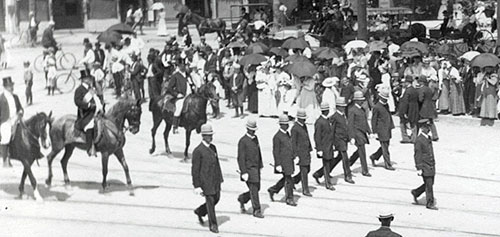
[
  {"left": 182, "top": 10, "right": 192, "bottom": 25},
  {"left": 198, "top": 82, "right": 217, "bottom": 101},
  {"left": 124, "top": 99, "right": 142, "bottom": 134},
  {"left": 28, "top": 111, "right": 52, "bottom": 149}
]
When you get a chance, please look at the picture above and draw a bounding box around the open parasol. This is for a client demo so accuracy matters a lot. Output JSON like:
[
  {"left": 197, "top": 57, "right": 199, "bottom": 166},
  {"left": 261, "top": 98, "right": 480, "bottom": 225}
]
[
  {"left": 239, "top": 54, "right": 268, "bottom": 67},
  {"left": 284, "top": 54, "right": 310, "bottom": 63},
  {"left": 312, "top": 47, "right": 340, "bottom": 60},
  {"left": 269, "top": 47, "right": 288, "bottom": 57},
  {"left": 285, "top": 60, "right": 317, "bottom": 78},
  {"left": 227, "top": 41, "right": 248, "bottom": 48},
  {"left": 470, "top": 53, "right": 500, "bottom": 68},
  {"left": 459, "top": 51, "right": 480, "bottom": 61},
  {"left": 400, "top": 41, "right": 429, "bottom": 54},
  {"left": 97, "top": 30, "right": 122, "bottom": 44},
  {"left": 281, "top": 37, "right": 309, "bottom": 49},
  {"left": 345, "top": 40, "right": 368, "bottom": 52},
  {"left": 246, "top": 42, "right": 269, "bottom": 54},
  {"left": 400, "top": 49, "right": 421, "bottom": 58},
  {"left": 368, "top": 41, "right": 388, "bottom": 52},
  {"left": 106, "top": 23, "right": 134, "bottom": 34},
  {"left": 151, "top": 2, "right": 165, "bottom": 10}
]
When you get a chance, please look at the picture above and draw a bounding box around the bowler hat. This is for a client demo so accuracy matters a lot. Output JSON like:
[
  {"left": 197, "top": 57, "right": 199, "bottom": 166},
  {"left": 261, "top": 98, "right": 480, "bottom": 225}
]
[
  {"left": 246, "top": 118, "right": 258, "bottom": 130},
  {"left": 353, "top": 91, "right": 365, "bottom": 101},
  {"left": 378, "top": 90, "right": 390, "bottom": 100},
  {"left": 418, "top": 118, "right": 430, "bottom": 125},
  {"left": 278, "top": 114, "right": 290, "bottom": 124},
  {"left": 200, "top": 123, "right": 214, "bottom": 135},
  {"left": 378, "top": 212, "right": 394, "bottom": 219},
  {"left": 296, "top": 108, "right": 307, "bottom": 119},
  {"left": 320, "top": 102, "right": 330, "bottom": 111},
  {"left": 335, "top": 97, "right": 347, "bottom": 107},
  {"left": 2, "top": 77, "right": 14, "bottom": 87}
]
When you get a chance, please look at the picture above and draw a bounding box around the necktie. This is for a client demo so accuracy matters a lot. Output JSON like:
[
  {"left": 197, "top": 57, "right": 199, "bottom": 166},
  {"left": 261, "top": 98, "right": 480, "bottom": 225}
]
[{"left": 286, "top": 131, "right": 290, "bottom": 137}]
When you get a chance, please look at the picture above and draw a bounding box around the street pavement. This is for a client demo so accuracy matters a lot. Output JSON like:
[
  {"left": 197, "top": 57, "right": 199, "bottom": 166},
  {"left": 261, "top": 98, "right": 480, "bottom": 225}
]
[{"left": 0, "top": 30, "right": 499, "bottom": 237}]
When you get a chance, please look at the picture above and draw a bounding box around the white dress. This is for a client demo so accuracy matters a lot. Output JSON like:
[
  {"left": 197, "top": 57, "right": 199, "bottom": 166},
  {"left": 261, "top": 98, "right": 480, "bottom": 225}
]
[
  {"left": 157, "top": 11, "right": 168, "bottom": 36},
  {"left": 256, "top": 70, "right": 278, "bottom": 117},
  {"left": 377, "top": 73, "right": 395, "bottom": 112}
]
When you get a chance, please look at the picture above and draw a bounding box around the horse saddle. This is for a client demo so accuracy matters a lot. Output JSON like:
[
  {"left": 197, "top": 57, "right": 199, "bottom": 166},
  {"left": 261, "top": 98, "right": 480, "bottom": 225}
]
[
  {"left": 71, "top": 116, "right": 105, "bottom": 144},
  {"left": 158, "top": 94, "right": 191, "bottom": 114}
]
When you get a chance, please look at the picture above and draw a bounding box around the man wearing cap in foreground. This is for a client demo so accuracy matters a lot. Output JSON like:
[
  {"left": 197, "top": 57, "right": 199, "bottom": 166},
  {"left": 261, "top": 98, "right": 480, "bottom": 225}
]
[
  {"left": 348, "top": 91, "right": 372, "bottom": 177},
  {"left": 268, "top": 114, "right": 297, "bottom": 206},
  {"left": 291, "top": 108, "right": 313, "bottom": 196},
  {"left": 330, "top": 97, "right": 355, "bottom": 184},
  {"left": 237, "top": 118, "right": 264, "bottom": 218},
  {"left": 192, "top": 123, "right": 224, "bottom": 233},
  {"left": 312, "top": 102, "right": 335, "bottom": 190},
  {"left": 411, "top": 119, "right": 438, "bottom": 210},
  {"left": 0, "top": 77, "right": 23, "bottom": 167},
  {"left": 365, "top": 212, "right": 402, "bottom": 237},
  {"left": 74, "top": 70, "right": 103, "bottom": 157},
  {"left": 370, "top": 90, "right": 396, "bottom": 171}
]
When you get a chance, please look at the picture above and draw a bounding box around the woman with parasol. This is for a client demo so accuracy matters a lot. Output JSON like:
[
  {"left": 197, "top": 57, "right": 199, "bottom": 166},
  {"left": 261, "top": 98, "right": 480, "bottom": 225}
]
[
  {"left": 437, "top": 58, "right": 459, "bottom": 114},
  {"left": 476, "top": 66, "right": 498, "bottom": 124}
]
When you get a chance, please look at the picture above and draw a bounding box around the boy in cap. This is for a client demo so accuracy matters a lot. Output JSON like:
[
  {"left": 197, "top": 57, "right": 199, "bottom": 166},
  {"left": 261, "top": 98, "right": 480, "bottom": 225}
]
[
  {"left": 411, "top": 119, "right": 438, "bottom": 210},
  {"left": 0, "top": 77, "right": 23, "bottom": 167},
  {"left": 370, "top": 90, "right": 396, "bottom": 170},
  {"left": 192, "top": 123, "right": 224, "bottom": 233},
  {"left": 268, "top": 114, "right": 297, "bottom": 206},
  {"left": 366, "top": 212, "right": 402, "bottom": 237},
  {"left": 292, "top": 109, "right": 313, "bottom": 196},
  {"left": 312, "top": 102, "right": 336, "bottom": 190},
  {"left": 348, "top": 91, "right": 372, "bottom": 177},
  {"left": 237, "top": 118, "right": 264, "bottom": 218}
]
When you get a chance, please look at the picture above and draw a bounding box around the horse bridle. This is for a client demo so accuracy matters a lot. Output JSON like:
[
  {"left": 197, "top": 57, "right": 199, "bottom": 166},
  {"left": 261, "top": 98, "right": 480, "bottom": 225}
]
[{"left": 123, "top": 105, "right": 141, "bottom": 132}]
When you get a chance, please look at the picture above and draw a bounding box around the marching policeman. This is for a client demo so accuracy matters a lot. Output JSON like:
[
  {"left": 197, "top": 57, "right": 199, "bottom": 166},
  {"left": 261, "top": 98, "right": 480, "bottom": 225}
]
[
  {"left": 369, "top": 90, "right": 396, "bottom": 171},
  {"left": 292, "top": 109, "right": 313, "bottom": 197},
  {"left": 348, "top": 91, "right": 372, "bottom": 177},
  {"left": 312, "top": 102, "right": 335, "bottom": 190}
]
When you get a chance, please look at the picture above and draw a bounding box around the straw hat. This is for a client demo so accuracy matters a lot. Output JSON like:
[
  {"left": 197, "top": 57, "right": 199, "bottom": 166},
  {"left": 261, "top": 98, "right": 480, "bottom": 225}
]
[
  {"left": 353, "top": 91, "right": 365, "bottom": 101},
  {"left": 320, "top": 102, "right": 330, "bottom": 111},
  {"left": 322, "top": 77, "right": 338, "bottom": 87},
  {"left": 200, "top": 124, "right": 214, "bottom": 135},
  {"left": 246, "top": 118, "right": 258, "bottom": 130},
  {"left": 296, "top": 108, "right": 307, "bottom": 119},
  {"left": 378, "top": 90, "right": 390, "bottom": 100},
  {"left": 378, "top": 211, "right": 394, "bottom": 219},
  {"left": 278, "top": 114, "right": 290, "bottom": 124},
  {"left": 335, "top": 97, "right": 347, "bottom": 107}
]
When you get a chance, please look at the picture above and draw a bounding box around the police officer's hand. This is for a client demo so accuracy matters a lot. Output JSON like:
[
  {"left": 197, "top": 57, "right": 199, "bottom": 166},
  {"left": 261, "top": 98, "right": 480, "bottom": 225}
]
[
  {"left": 276, "top": 165, "right": 282, "bottom": 173},
  {"left": 241, "top": 173, "right": 249, "bottom": 181},
  {"left": 316, "top": 151, "right": 323, "bottom": 157},
  {"left": 417, "top": 170, "right": 423, "bottom": 176},
  {"left": 177, "top": 93, "right": 184, "bottom": 98},
  {"left": 350, "top": 139, "right": 355, "bottom": 145},
  {"left": 194, "top": 187, "right": 203, "bottom": 196}
]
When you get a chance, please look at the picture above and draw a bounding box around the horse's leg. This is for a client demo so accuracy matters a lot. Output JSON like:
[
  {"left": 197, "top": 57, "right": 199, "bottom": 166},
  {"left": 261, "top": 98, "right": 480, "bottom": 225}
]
[
  {"left": 18, "top": 169, "right": 27, "bottom": 199},
  {"left": 23, "top": 160, "right": 42, "bottom": 202},
  {"left": 114, "top": 148, "right": 134, "bottom": 196},
  {"left": 101, "top": 152, "right": 110, "bottom": 192},
  {"left": 183, "top": 128, "right": 192, "bottom": 162},
  {"left": 149, "top": 112, "right": 162, "bottom": 154},
  {"left": 163, "top": 119, "right": 172, "bottom": 155},
  {"left": 45, "top": 148, "right": 62, "bottom": 186},
  {"left": 60, "top": 145, "right": 75, "bottom": 186}
]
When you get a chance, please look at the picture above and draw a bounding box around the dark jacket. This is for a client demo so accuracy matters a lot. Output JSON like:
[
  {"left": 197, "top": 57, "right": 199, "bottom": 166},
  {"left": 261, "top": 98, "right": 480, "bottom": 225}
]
[
  {"left": 74, "top": 84, "right": 96, "bottom": 131},
  {"left": 230, "top": 73, "right": 245, "bottom": 93},
  {"left": 130, "top": 60, "right": 144, "bottom": 82},
  {"left": 366, "top": 226, "right": 402, "bottom": 237},
  {"left": 418, "top": 85, "right": 437, "bottom": 119},
  {"left": 414, "top": 133, "right": 436, "bottom": 176},
  {"left": 291, "top": 122, "right": 312, "bottom": 166},
  {"left": 347, "top": 105, "right": 371, "bottom": 146},
  {"left": 398, "top": 86, "right": 409, "bottom": 121},
  {"left": 331, "top": 112, "right": 349, "bottom": 151},
  {"left": 0, "top": 93, "right": 23, "bottom": 125},
  {"left": 41, "top": 28, "right": 57, "bottom": 48},
  {"left": 314, "top": 115, "right": 334, "bottom": 160},
  {"left": 192, "top": 142, "right": 224, "bottom": 196},
  {"left": 204, "top": 53, "right": 218, "bottom": 73},
  {"left": 237, "top": 134, "right": 263, "bottom": 183},
  {"left": 272, "top": 130, "right": 295, "bottom": 175},
  {"left": 371, "top": 102, "right": 394, "bottom": 142},
  {"left": 94, "top": 49, "right": 106, "bottom": 65},
  {"left": 407, "top": 86, "right": 420, "bottom": 126},
  {"left": 166, "top": 71, "right": 189, "bottom": 97}
]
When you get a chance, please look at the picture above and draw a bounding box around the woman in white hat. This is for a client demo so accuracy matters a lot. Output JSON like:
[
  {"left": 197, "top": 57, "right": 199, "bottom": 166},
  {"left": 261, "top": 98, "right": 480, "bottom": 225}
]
[
  {"left": 256, "top": 62, "right": 278, "bottom": 117},
  {"left": 321, "top": 77, "right": 339, "bottom": 117},
  {"left": 376, "top": 63, "right": 395, "bottom": 113},
  {"left": 298, "top": 75, "right": 319, "bottom": 123}
]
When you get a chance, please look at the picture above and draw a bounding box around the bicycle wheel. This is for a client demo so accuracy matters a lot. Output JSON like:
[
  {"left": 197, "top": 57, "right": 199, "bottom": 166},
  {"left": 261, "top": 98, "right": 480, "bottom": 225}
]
[
  {"left": 59, "top": 52, "right": 76, "bottom": 70},
  {"left": 56, "top": 72, "right": 76, "bottom": 94},
  {"left": 34, "top": 54, "right": 45, "bottom": 73}
]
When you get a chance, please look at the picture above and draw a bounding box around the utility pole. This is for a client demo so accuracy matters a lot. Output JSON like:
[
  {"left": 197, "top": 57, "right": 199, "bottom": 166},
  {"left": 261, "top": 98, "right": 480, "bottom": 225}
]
[
  {"left": 498, "top": 0, "right": 500, "bottom": 45},
  {"left": 358, "top": 0, "right": 368, "bottom": 40}
]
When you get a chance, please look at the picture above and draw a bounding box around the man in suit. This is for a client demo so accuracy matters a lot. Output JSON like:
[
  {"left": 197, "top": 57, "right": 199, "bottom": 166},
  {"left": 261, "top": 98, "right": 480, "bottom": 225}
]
[
  {"left": 411, "top": 119, "right": 438, "bottom": 210},
  {"left": 129, "top": 54, "right": 144, "bottom": 102},
  {"left": 166, "top": 59, "right": 194, "bottom": 134},
  {"left": 230, "top": 64, "right": 245, "bottom": 117},
  {"left": 312, "top": 102, "right": 335, "bottom": 190},
  {"left": 398, "top": 76, "right": 412, "bottom": 143},
  {"left": 192, "top": 124, "right": 224, "bottom": 233},
  {"left": 74, "top": 70, "right": 103, "bottom": 157},
  {"left": 365, "top": 212, "right": 402, "bottom": 237},
  {"left": 418, "top": 77, "right": 439, "bottom": 141},
  {"left": 348, "top": 91, "right": 372, "bottom": 177},
  {"left": 237, "top": 118, "right": 264, "bottom": 218},
  {"left": 330, "top": 97, "right": 355, "bottom": 184},
  {"left": 268, "top": 115, "right": 297, "bottom": 206},
  {"left": 204, "top": 46, "right": 218, "bottom": 75},
  {"left": 0, "top": 77, "right": 23, "bottom": 168},
  {"left": 292, "top": 109, "right": 313, "bottom": 197},
  {"left": 407, "top": 78, "right": 421, "bottom": 143},
  {"left": 370, "top": 90, "right": 396, "bottom": 171},
  {"left": 41, "top": 21, "right": 57, "bottom": 52},
  {"left": 94, "top": 42, "right": 106, "bottom": 66}
]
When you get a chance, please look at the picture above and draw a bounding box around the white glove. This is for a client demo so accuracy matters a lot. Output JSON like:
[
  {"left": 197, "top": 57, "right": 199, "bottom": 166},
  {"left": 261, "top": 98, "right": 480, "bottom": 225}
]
[
  {"left": 241, "top": 173, "right": 249, "bottom": 181},
  {"left": 417, "top": 170, "right": 423, "bottom": 176},
  {"left": 276, "top": 165, "right": 282, "bottom": 173},
  {"left": 350, "top": 139, "right": 355, "bottom": 145},
  {"left": 316, "top": 151, "right": 323, "bottom": 157},
  {"left": 194, "top": 187, "right": 203, "bottom": 196},
  {"left": 177, "top": 93, "right": 184, "bottom": 98}
]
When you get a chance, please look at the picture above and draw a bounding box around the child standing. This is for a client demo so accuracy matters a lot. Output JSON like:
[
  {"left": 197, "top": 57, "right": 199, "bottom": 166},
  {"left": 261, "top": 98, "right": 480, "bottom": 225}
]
[
  {"left": 45, "top": 47, "right": 57, "bottom": 95},
  {"left": 24, "top": 61, "right": 34, "bottom": 105},
  {"left": 91, "top": 61, "right": 105, "bottom": 103}
]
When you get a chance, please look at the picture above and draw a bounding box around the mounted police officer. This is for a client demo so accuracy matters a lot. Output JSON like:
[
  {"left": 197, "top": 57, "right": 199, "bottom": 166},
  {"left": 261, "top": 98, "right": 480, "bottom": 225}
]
[
  {"left": 74, "top": 70, "right": 103, "bottom": 157},
  {"left": 166, "top": 58, "right": 195, "bottom": 134},
  {"left": 0, "top": 77, "right": 23, "bottom": 168}
]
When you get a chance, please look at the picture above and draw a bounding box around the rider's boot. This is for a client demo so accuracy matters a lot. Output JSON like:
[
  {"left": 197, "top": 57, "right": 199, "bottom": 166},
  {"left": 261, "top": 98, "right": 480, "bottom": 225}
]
[
  {"left": 1, "top": 145, "right": 12, "bottom": 168},
  {"left": 86, "top": 129, "right": 97, "bottom": 157},
  {"left": 173, "top": 116, "right": 180, "bottom": 134}
]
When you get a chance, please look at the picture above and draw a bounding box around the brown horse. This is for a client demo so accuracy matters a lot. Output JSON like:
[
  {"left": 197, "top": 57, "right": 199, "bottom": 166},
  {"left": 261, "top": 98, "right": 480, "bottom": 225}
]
[
  {"left": 8, "top": 112, "right": 52, "bottom": 201},
  {"left": 45, "top": 98, "right": 142, "bottom": 195},
  {"left": 182, "top": 10, "right": 226, "bottom": 40},
  {"left": 149, "top": 83, "right": 217, "bottom": 161}
]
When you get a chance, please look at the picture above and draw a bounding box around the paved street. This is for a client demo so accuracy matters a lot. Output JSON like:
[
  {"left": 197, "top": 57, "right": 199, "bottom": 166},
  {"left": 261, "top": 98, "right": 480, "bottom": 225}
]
[{"left": 0, "top": 30, "right": 500, "bottom": 237}]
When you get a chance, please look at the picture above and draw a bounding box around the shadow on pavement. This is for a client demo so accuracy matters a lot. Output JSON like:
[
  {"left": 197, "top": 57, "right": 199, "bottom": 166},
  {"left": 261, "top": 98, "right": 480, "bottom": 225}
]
[
  {"left": 0, "top": 183, "right": 71, "bottom": 201},
  {"left": 68, "top": 179, "right": 159, "bottom": 194}
]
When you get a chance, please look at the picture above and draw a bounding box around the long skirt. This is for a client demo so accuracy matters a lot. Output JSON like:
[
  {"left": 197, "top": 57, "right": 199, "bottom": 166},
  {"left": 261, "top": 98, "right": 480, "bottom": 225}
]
[
  {"left": 258, "top": 88, "right": 278, "bottom": 117},
  {"left": 438, "top": 79, "right": 450, "bottom": 111},
  {"left": 449, "top": 80, "right": 466, "bottom": 115},
  {"left": 247, "top": 83, "right": 258, "bottom": 113},
  {"left": 480, "top": 94, "right": 498, "bottom": 119}
]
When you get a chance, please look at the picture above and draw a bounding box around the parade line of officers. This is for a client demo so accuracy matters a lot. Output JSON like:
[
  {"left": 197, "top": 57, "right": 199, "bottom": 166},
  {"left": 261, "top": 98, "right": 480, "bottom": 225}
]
[{"left": 191, "top": 90, "right": 437, "bottom": 234}]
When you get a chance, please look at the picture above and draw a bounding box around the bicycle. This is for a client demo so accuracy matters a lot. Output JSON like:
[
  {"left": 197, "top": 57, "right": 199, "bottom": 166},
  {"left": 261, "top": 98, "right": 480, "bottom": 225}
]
[
  {"left": 33, "top": 45, "right": 76, "bottom": 73},
  {"left": 8, "top": 27, "right": 30, "bottom": 47},
  {"left": 54, "top": 66, "right": 78, "bottom": 94}
]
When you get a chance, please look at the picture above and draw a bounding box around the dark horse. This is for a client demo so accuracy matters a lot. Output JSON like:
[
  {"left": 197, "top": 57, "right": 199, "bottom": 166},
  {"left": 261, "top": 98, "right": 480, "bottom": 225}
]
[
  {"left": 182, "top": 10, "right": 226, "bottom": 40},
  {"left": 149, "top": 83, "right": 217, "bottom": 161},
  {"left": 8, "top": 112, "right": 52, "bottom": 201},
  {"left": 45, "top": 99, "right": 142, "bottom": 195}
]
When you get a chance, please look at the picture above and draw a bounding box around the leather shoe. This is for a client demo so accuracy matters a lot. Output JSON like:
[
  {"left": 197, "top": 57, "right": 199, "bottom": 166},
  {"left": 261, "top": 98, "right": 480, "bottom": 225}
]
[
  {"left": 426, "top": 205, "right": 439, "bottom": 210},
  {"left": 385, "top": 166, "right": 396, "bottom": 171},
  {"left": 362, "top": 172, "right": 372, "bottom": 177},
  {"left": 238, "top": 200, "right": 246, "bottom": 213},
  {"left": 253, "top": 211, "right": 264, "bottom": 218},
  {"left": 268, "top": 190, "right": 275, "bottom": 202},
  {"left": 286, "top": 200, "right": 297, "bottom": 206},
  {"left": 411, "top": 190, "right": 419, "bottom": 204},
  {"left": 313, "top": 175, "right": 321, "bottom": 185},
  {"left": 194, "top": 210, "right": 204, "bottom": 225},
  {"left": 302, "top": 192, "right": 312, "bottom": 197},
  {"left": 369, "top": 156, "right": 376, "bottom": 166},
  {"left": 209, "top": 225, "right": 219, "bottom": 233},
  {"left": 326, "top": 185, "right": 336, "bottom": 191},
  {"left": 345, "top": 178, "right": 355, "bottom": 184}
]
